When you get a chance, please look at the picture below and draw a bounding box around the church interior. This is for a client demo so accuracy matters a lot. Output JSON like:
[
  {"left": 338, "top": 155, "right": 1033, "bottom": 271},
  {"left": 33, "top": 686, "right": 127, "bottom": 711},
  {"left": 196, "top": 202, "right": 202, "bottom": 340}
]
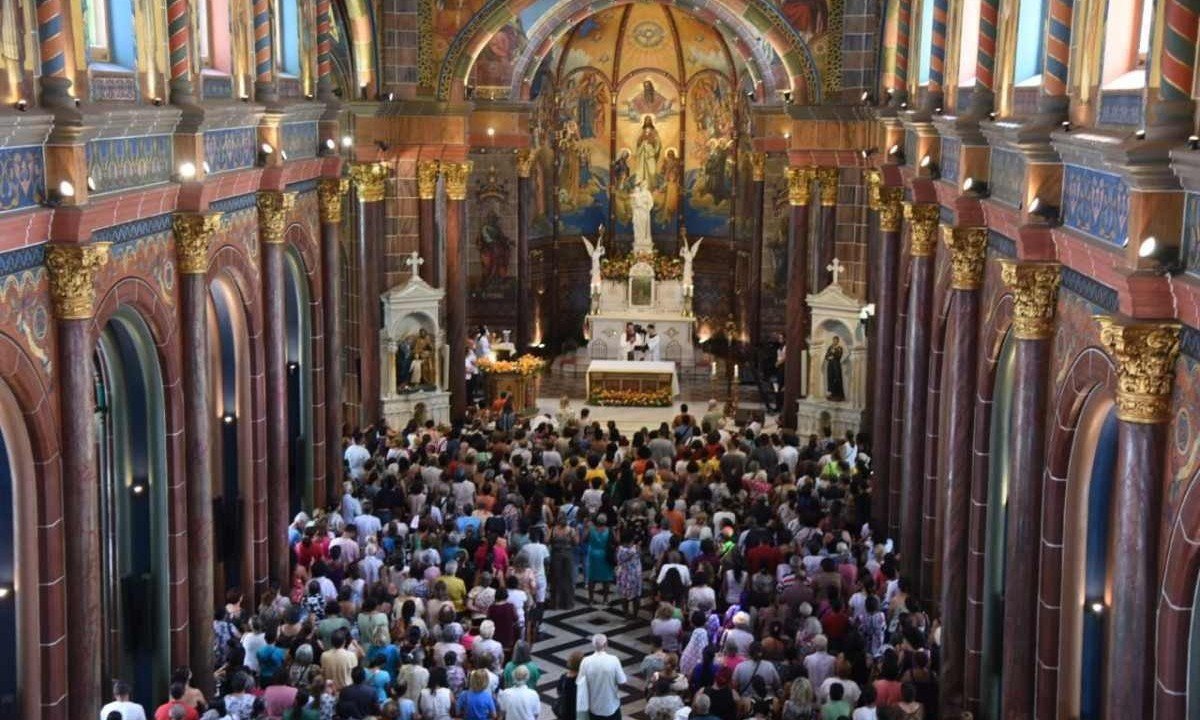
[{"left": 0, "top": 0, "right": 1198, "bottom": 718}]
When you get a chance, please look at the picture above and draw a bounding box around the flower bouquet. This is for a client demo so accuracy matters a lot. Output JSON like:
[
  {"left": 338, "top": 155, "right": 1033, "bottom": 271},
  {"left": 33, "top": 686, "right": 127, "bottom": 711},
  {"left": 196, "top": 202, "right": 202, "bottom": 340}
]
[
  {"left": 588, "top": 387, "right": 673, "bottom": 407},
  {"left": 477, "top": 354, "right": 547, "bottom": 377}
]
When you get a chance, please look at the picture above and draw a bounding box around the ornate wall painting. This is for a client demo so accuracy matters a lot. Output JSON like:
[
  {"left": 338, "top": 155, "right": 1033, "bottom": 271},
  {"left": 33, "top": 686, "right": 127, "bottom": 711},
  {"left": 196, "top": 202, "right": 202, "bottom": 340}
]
[
  {"left": 1184, "top": 193, "right": 1200, "bottom": 276},
  {"left": 528, "top": 70, "right": 558, "bottom": 238},
  {"left": 683, "top": 73, "right": 735, "bottom": 236},
  {"left": 1060, "top": 165, "right": 1129, "bottom": 247},
  {"left": 0, "top": 245, "right": 51, "bottom": 374},
  {"left": 559, "top": 11, "right": 619, "bottom": 80},
  {"left": 434, "top": 0, "right": 490, "bottom": 67},
  {"left": 612, "top": 72, "right": 681, "bottom": 237},
  {"left": 556, "top": 68, "right": 613, "bottom": 235},
  {"left": 470, "top": 19, "right": 529, "bottom": 93},
  {"left": 0, "top": 145, "right": 45, "bottom": 212},
  {"left": 779, "top": 0, "right": 831, "bottom": 39},
  {"left": 469, "top": 163, "right": 517, "bottom": 303}
]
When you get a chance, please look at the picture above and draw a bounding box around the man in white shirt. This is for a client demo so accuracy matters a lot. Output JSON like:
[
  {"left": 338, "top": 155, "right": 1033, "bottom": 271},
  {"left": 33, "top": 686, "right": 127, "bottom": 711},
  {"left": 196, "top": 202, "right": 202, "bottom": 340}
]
[
  {"left": 498, "top": 665, "right": 541, "bottom": 720},
  {"left": 352, "top": 502, "right": 382, "bottom": 543},
  {"left": 344, "top": 432, "right": 370, "bottom": 481},
  {"left": 99, "top": 680, "right": 147, "bottom": 720},
  {"left": 576, "top": 634, "right": 627, "bottom": 720},
  {"left": 646, "top": 324, "right": 661, "bottom": 361}
]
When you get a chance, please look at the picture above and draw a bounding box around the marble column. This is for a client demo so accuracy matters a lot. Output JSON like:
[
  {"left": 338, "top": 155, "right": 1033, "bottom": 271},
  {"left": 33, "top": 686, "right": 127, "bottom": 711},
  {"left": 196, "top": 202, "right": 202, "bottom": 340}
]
[
  {"left": 898, "top": 203, "right": 938, "bottom": 587},
  {"left": 998, "top": 260, "right": 1061, "bottom": 720},
  {"left": 747, "top": 153, "right": 766, "bottom": 347},
  {"left": 45, "top": 242, "right": 111, "bottom": 720},
  {"left": 317, "top": 178, "right": 347, "bottom": 504},
  {"left": 166, "top": 0, "right": 197, "bottom": 103},
  {"left": 257, "top": 191, "right": 296, "bottom": 585},
  {"left": 443, "top": 162, "right": 472, "bottom": 418},
  {"left": 814, "top": 167, "right": 839, "bottom": 288},
  {"left": 173, "top": 212, "right": 222, "bottom": 693},
  {"left": 417, "top": 160, "right": 440, "bottom": 287},
  {"left": 781, "top": 167, "right": 812, "bottom": 429},
  {"left": 251, "top": 0, "right": 278, "bottom": 102},
  {"left": 868, "top": 178, "right": 903, "bottom": 530},
  {"left": 1096, "top": 318, "right": 1181, "bottom": 718},
  {"left": 516, "top": 150, "right": 534, "bottom": 353},
  {"left": 938, "top": 226, "right": 987, "bottom": 719},
  {"left": 349, "top": 163, "right": 389, "bottom": 425}
]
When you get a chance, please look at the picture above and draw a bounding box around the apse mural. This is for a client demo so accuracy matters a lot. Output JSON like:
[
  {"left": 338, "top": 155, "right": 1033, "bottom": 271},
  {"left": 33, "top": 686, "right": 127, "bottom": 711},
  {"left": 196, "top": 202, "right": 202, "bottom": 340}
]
[
  {"left": 684, "top": 73, "right": 735, "bottom": 235},
  {"left": 613, "top": 74, "right": 681, "bottom": 236},
  {"left": 556, "top": 68, "right": 611, "bottom": 235},
  {"left": 528, "top": 70, "right": 557, "bottom": 237},
  {"left": 470, "top": 19, "right": 529, "bottom": 92}
]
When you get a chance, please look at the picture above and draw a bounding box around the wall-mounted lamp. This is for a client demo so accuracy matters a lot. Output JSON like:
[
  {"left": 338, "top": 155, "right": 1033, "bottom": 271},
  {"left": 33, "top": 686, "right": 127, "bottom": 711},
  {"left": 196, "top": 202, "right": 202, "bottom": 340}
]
[
  {"left": 0, "top": 586, "right": 10, "bottom": 600},
  {"left": 342, "top": 135, "right": 354, "bottom": 149},
  {"left": 961, "top": 177, "right": 988, "bottom": 196},
  {"left": 222, "top": 413, "right": 237, "bottom": 425},
  {"left": 178, "top": 161, "right": 197, "bottom": 181},
  {"left": 131, "top": 483, "right": 146, "bottom": 496},
  {"left": 14, "top": 98, "right": 26, "bottom": 111}
]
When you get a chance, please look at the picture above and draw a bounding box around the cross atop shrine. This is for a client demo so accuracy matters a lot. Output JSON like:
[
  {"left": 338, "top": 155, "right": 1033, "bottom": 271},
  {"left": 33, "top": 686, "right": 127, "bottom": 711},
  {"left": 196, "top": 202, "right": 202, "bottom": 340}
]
[
  {"left": 827, "top": 258, "right": 844, "bottom": 286},
  {"left": 406, "top": 251, "right": 424, "bottom": 274}
]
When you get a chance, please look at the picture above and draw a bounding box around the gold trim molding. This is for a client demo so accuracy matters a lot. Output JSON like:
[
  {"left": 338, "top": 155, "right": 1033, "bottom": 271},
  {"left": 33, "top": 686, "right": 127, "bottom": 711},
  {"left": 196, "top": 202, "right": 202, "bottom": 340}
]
[
  {"left": 999, "top": 260, "right": 1061, "bottom": 340},
  {"left": 257, "top": 191, "right": 297, "bottom": 245},
  {"left": 173, "top": 212, "right": 224, "bottom": 275},
  {"left": 942, "top": 225, "right": 988, "bottom": 290},
  {"left": 1096, "top": 317, "right": 1181, "bottom": 424},
  {"left": 904, "top": 203, "right": 940, "bottom": 257},
  {"left": 45, "top": 243, "right": 112, "bottom": 320},
  {"left": 349, "top": 162, "right": 389, "bottom": 202}
]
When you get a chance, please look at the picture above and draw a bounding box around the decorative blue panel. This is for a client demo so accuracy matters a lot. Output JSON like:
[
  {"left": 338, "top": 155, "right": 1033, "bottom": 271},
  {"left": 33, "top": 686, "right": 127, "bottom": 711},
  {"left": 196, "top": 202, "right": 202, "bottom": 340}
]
[
  {"left": 202, "top": 75, "right": 234, "bottom": 100},
  {"left": 281, "top": 122, "right": 319, "bottom": 160},
  {"left": 1061, "top": 164, "right": 1129, "bottom": 246},
  {"left": 0, "top": 245, "right": 45, "bottom": 277},
  {"left": 1061, "top": 267, "right": 1118, "bottom": 311},
  {"left": 989, "top": 148, "right": 1024, "bottom": 207},
  {"left": 204, "top": 127, "right": 258, "bottom": 174},
  {"left": 211, "top": 192, "right": 259, "bottom": 214},
  {"left": 0, "top": 146, "right": 45, "bottom": 212},
  {"left": 1183, "top": 193, "right": 1200, "bottom": 276},
  {"left": 91, "top": 214, "right": 174, "bottom": 248},
  {"left": 903, "top": 129, "right": 917, "bottom": 166},
  {"left": 286, "top": 178, "right": 319, "bottom": 194},
  {"left": 1182, "top": 325, "right": 1200, "bottom": 361},
  {"left": 1097, "top": 92, "right": 1143, "bottom": 126},
  {"left": 85, "top": 135, "right": 173, "bottom": 193},
  {"left": 940, "top": 137, "right": 960, "bottom": 183},
  {"left": 988, "top": 230, "right": 1016, "bottom": 256},
  {"left": 90, "top": 75, "right": 139, "bottom": 102}
]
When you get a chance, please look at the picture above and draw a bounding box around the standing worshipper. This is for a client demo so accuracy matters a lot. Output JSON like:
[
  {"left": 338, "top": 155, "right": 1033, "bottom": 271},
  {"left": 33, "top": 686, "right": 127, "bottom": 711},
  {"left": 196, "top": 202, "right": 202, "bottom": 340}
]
[
  {"left": 549, "top": 513, "right": 579, "bottom": 609},
  {"left": 614, "top": 524, "right": 643, "bottom": 618},
  {"left": 576, "top": 635, "right": 627, "bottom": 720}
]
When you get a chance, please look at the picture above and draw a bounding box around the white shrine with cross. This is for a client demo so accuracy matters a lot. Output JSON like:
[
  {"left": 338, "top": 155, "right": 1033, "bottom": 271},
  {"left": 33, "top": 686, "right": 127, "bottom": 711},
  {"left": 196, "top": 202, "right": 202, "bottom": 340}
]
[
  {"left": 379, "top": 254, "right": 452, "bottom": 426},
  {"left": 793, "top": 267, "right": 869, "bottom": 437}
]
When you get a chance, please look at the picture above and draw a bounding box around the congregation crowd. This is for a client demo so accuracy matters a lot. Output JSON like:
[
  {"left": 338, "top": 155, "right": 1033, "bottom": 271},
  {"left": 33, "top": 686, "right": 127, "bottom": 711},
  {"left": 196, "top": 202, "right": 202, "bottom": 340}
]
[{"left": 101, "top": 398, "right": 941, "bottom": 720}]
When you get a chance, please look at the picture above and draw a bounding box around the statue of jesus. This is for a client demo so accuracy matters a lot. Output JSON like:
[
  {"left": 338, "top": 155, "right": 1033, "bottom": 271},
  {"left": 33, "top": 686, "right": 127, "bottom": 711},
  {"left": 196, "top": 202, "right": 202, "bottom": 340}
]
[{"left": 631, "top": 182, "right": 654, "bottom": 253}]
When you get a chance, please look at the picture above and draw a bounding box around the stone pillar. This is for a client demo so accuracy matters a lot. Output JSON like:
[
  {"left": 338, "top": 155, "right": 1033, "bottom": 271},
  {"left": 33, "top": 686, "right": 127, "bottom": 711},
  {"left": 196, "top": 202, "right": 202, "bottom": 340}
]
[
  {"left": 868, "top": 178, "right": 903, "bottom": 530},
  {"left": 443, "top": 162, "right": 472, "bottom": 418},
  {"left": 257, "top": 191, "right": 296, "bottom": 585},
  {"left": 898, "top": 203, "right": 939, "bottom": 587},
  {"left": 998, "top": 260, "right": 1060, "bottom": 720},
  {"left": 938, "top": 226, "right": 987, "bottom": 719},
  {"left": 34, "top": 0, "right": 77, "bottom": 106},
  {"left": 1096, "top": 318, "right": 1181, "bottom": 719},
  {"left": 781, "top": 167, "right": 812, "bottom": 429},
  {"left": 814, "top": 167, "right": 839, "bottom": 288},
  {"left": 173, "top": 212, "right": 222, "bottom": 694},
  {"left": 317, "top": 178, "right": 347, "bottom": 504},
  {"left": 516, "top": 150, "right": 534, "bottom": 353},
  {"left": 349, "top": 163, "right": 389, "bottom": 425},
  {"left": 417, "top": 160, "right": 440, "bottom": 287},
  {"left": 166, "top": 0, "right": 196, "bottom": 103},
  {"left": 747, "top": 153, "right": 766, "bottom": 347},
  {"left": 45, "top": 243, "right": 111, "bottom": 720},
  {"left": 252, "top": 0, "right": 277, "bottom": 102}
]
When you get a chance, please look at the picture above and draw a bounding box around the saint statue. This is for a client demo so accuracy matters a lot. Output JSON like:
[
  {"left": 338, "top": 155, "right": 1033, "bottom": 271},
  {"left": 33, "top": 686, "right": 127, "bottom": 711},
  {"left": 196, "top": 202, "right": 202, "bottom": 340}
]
[
  {"left": 396, "top": 337, "right": 414, "bottom": 387},
  {"left": 631, "top": 182, "right": 654, "bottom": 252},
  {"left": 581, "top": 230, "right": 606, "bottom": 288},
  {"left": 679, "top": 235, "right": 703, "bottom": 289},
  {"left": 411, "top": 328, "right": 437, "bottom": 387},
  {"left": 824, "top": 336, "right": 846, "bottom": 401},
  {"left": 634, "top": 115, "right": 662, "bottom": 189}
]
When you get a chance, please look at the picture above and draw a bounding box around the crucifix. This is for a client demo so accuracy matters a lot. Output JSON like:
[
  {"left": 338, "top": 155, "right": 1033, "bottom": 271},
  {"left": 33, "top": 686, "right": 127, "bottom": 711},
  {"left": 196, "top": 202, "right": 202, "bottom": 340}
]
[
  {"left": 827, "top": 258, "right": 844, "bottom": 287},
  {"left": 406, "top": 251, "right": 424, "bottom": 274}
]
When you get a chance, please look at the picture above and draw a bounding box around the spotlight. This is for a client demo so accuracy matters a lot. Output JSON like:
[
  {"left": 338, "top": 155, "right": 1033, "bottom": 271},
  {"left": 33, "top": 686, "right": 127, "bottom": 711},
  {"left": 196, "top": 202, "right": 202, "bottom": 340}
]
[
  {"left": 783, "top": 131, "right": 791, "bottom": 140},
  {"left": 1190, "top": 135, "right": 1200, "bottom": 150},
  {"left": 74, "top": 97, "right": 81, "bottom": 107},
  {"left": 281, "top": 150, "right": 289, "bottom": 160},
  {"left": 1061, "top": 120, "right": 1072, "bottom": 132},
  {"left": 1135, "top": 128, "right": 1146, "bottom": 140},
  {"left": 486, "top": 127, "right": 496, "bottom": 138},
  {"left": 782, "top": 90, "right": 793, "bottom": 104},
  {"left": 920, "top": 154, "right": 932, "bottom": 168},
  {"left": 360, "top": 85, "right": 369, "bottom": 99},
  {"left": 131, "top": 483, "right": 146, "bottom": 495},
  {"left": 287, "top": 361, "right": 300, "bottom": 372},
  {"left": 464, "top": 85, "right": 476, "bottom": 100},
  {"left": 961, "top": 177, "right": 988, "bottom": 195},
  {"left": 222, "top": 413, "right": 236, "bottom": 425},
  {"left": 341, "top": 135, "right": 354, "bottom": 148},
  {"left": 178, "top": 161, "right": 197, "bottom": 180},
  {"left": 888, "top": 144, "right": 904, "bottom": 163},
  {"left": 240, "top": 93, "right": 250, "bottom": 102},
  {"left": 1138, "top": 236, "right": 1158, "bottom": 258},
  {"left": 305, "top": 93, "right": 314, "bottom": 100},
  {"left": 86, "top": 176, "right": 96, "bottom": 192},
  {"left": 860, "top": 91, "right": 871, "bottom": 103},
  {"left": 899, "top": 101, "right": 908, "bottom": 110},
  {"left": 202, "top": 161, "right": 211, "bottom": 174},
  {"left": 745, "top": 90, "right": 756, "bottom": 101},
  {"left": 0, "top": 587, "right": 9, "bottom": 600},
  {"left": 260, "top": 143, "right": 275, "bottom": 155},
  {"left": 386, "top": 92, "right": 395, "bottom": 102},
  {"left": 987, "top": 111, "right": 997, "bottom": 120},
  {"left": 152, "top": 96, "right": 163, "bottom": 106},
  {"left": 1089, "top": 601, "right": 1104, "bottom": 615},
  {"left": 889, "top": 144, "right": 901, "bottom": 155},
  {"left": 58, "top": 180, "right": 75, "bottom": 198},
  {"left": 14, "top": 98, "right": 26, "bottom": 111},
  {"left": 1028, "top": 196, "right": 1059, "bottom": 222},
  {"left": 323, "top": 138, "right": 337, "bottom": 154}
]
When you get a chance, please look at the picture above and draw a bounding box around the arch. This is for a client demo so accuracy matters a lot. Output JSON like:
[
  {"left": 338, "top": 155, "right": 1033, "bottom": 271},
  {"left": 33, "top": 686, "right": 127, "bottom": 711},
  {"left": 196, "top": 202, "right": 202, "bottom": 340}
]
[
  {"left": 1156, "top": 464, "right": 1200, "bottom": 717},
  {"left": 439, "top": 0, "right": 822, "bottom": 102},
  {"left": 284, "top": 219, "right": 327, "bottom": 511},
  {"left": 339, "top": 0, "right": 378, "bottom": 93},
  {"left": 283, "top": 243, "right": 314, "bottom": 512}
]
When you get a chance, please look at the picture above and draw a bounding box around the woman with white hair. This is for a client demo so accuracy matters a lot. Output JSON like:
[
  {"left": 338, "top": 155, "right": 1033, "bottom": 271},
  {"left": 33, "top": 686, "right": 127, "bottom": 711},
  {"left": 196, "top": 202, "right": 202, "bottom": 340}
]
[{"left": 472, "top": 620, "right": 505, "bottom": 668}]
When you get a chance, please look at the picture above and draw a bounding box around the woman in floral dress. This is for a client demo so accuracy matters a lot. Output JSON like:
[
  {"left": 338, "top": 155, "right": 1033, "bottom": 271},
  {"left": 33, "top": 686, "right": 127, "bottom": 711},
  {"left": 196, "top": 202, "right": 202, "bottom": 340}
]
[{"left": 615, "top": 524, "right": 643, "bottom": 618}]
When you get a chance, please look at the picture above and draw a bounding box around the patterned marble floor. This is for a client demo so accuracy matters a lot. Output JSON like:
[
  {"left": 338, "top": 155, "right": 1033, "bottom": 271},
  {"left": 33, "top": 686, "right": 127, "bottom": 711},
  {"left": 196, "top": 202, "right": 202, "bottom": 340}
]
[{"left": 529, "top": 580, "right": 657, "bottom": 720}]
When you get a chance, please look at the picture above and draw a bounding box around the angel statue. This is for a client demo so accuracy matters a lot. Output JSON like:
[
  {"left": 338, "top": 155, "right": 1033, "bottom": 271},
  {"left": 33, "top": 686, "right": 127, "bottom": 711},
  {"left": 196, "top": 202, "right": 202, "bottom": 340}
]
[
  {"left": 679, "top": 234, "right": 703, "bottom": 290},
  {"left": 582, "top": 225, "right": 606, "bottom": 290}
]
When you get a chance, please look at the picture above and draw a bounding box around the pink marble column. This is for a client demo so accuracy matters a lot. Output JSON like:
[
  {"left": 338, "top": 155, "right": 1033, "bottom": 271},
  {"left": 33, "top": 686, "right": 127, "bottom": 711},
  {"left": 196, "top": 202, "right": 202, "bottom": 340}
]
[
  {"left": 349, "top": 164, "right": 389, "bottom": 425},
  {"left": 869, "top": 181, "right": 902, "bottom": 530},
  {"left": 782, "top": 167, "right": 812, "bottom": 430},
  {"left": 443, "top": 162, "right": 472, "bottom": 418},
  {"left": 417, "top": 161, "right": 440, "bottom": 287},
  {"left": 318, "top": 179, "right": 347, "bottom": 505}
]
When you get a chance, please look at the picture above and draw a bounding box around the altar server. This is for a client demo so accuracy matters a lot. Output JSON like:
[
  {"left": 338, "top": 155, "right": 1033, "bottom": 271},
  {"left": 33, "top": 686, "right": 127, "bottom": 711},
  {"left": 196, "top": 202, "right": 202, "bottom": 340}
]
[{"left": 646, "top": 324, "right": 661, "bottom": 361}]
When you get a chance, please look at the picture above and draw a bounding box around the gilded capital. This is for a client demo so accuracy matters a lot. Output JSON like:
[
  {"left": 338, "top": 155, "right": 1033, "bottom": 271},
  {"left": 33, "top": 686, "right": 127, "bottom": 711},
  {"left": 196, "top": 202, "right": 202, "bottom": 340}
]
[
  {"left": 815, "top": 167, "right": 840, "bottom": 206},
  {"left": 257, "top": 191, "right": 297, "bottom": 245},
  {"left": 442, "top": 161, "right": 473, "bottom": 200},
  {"left": 515, "top": 150, "right": 535, "bottom": 179},
  {"left": 349, "top": 162, "right": 389, "bottom": 202},
  {"left": 999, "top": 260, "right": 1061, "bottom": 340},
  {"left": 318, "top": 178, "right": 349, "bottom": 224},
  {"left": 942, "top": 225, "right": 988, "bottom": 290},
  {"left": 878, "top": 187, "right": 904, "bottom": 232},
  {"left": 903, "top": 203, "right": 940, "bottom": 256},
  {"left": 749, "top": 152, "right": 767, "bottom": 182},
  {"left": 417, "top": 160, "right": 440, "bottom": 199},
  {"left": 864, "top": 168, "right": 882, "bottom": 210},
  {"left": 45, "top": 243, "right": 112, "bottom": 320},
  {"left": 1096, "top": 317, "right": 1182, "bottom": 424},
  {"left": 786, "top": 167, "right": 812, "bottom": 206},
  {"left": 173, "top": 212, "right": 224, "bottom": 274}
]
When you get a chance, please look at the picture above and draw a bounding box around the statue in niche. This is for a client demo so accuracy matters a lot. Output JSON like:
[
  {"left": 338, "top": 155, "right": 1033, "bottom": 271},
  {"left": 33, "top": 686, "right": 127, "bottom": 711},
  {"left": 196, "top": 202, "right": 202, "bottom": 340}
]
[
  {"left": 396, "top": 336, "right": 414, "bottom": 387},
  {"left": 631, "top": 182, "right": 654, "bottom": 252},
  {"left": 824, "top": 335, "right": 846, "bottom": 401},
  {"left": 634, "top": 115, "right": 662, "bottom": 189},
  {"left": 411, "top": 328, "right": 437, "bottom": 387}
]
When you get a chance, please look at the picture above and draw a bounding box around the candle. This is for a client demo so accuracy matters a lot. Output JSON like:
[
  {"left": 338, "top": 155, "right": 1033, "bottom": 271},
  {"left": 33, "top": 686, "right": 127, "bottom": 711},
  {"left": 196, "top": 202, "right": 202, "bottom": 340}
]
[
  {"left": 711, "top": 361, "right": 717, "bottom": 377},
  {"left": 734, "top": 364, "right": 739, "bottom": 380}
]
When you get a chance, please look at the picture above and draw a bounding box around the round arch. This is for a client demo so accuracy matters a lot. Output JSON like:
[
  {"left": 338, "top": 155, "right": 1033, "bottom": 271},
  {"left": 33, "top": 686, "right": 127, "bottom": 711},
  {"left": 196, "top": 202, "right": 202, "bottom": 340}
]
[
  {"left": 283, "top": 243, "right": 315, "bottom": 512},
  {"left": 439, "top": 0, "right": 823, "bottom": 102}
]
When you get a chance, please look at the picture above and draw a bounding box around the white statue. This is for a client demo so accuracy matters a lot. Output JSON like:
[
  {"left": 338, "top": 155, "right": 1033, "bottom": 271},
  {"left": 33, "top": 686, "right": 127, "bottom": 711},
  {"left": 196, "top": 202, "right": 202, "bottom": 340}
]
[
  {"left": 631, "top": 182, "right": 655, "bottom": 253},
  {"left": 581, "top": 230, "right": 606, "bottom": 289},
  {"left": 679, "top": 235, "right": 703, "bottom": 289}
]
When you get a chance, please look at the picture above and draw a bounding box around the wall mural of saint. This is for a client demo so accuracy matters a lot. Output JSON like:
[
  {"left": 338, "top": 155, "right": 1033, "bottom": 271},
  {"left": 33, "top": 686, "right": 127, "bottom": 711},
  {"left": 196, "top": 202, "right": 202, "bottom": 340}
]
[
  {"left": 683, "top": 73, "right": 735, "bottom": 236},
  {"left": 556, "top": 68, "right": 611, "bottom": 235},
  {"left": 614, "top": 75, "right": 680, "bottom": 236}
]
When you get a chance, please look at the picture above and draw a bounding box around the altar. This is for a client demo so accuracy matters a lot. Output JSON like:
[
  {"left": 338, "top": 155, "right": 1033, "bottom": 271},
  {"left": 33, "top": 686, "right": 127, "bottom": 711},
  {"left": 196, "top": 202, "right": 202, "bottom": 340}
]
[{"left": 586, "top": 360, "right": 679, "bottom": 406}]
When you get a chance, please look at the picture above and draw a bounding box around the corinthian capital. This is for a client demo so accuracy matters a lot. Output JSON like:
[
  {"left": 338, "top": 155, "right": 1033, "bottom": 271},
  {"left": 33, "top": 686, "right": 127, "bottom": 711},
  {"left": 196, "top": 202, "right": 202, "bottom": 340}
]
[
  {"left": 815, "top": 167, "right": 840, "bottom": 206},
  {"left": 749, "top": 152, "right": 767, "bottom": 182},
  {"left": 878, "top": 187, "right": 904, "bottom": 231},
  {"left": 349, "top": 162, "right": 389, "bottom": 202},
  {"left": 257, "top": 191, "right": 297, "bottom": 245},
  {"left": 45, "top": 243, "right": 112, "bottom": 320},
  {"left": 999, "top": 260, "right": 1061, "bottom": 340},
  {"left": 903, "top": 203, "right": 940, "bottom": 256},
  {"left": 417, "top": 160, "right": 440, "bottom": 199},
  {"left": 442, "top": 162, "right": 473, "bottom": 201},
  {"left": 1096, "top": 317, "right": 1182, "bottom": 424},
  {"left": 173, "top": 212, "right": 224, "bottom": 274},
  {"left": 786, "top": 166, "right": 812, "bottom": 206},
  {"left": 941, "top": 225, "right": 988, "bottom": 290},
  {"left": 318, "top": 178, "right": 349, "bottom": 224},
  {"left": 864, "top": 168, "right": 882, "bottom": 210},
  {"left": 515, "top": 151, "right": 535, "bottom": 179}
]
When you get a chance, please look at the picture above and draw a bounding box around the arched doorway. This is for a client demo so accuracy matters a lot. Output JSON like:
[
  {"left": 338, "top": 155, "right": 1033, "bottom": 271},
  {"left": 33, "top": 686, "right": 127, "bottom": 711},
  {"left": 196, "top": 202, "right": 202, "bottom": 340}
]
[
  {"left": 93, "top": 308, "right": 170, "bottom": 709},
  {"left": 980, "top": 331, "right": 1015, "bottom": 719},
  {"left": 1190, "top": 576, "right": 1200, "bottom": 719},
  {"left": 284, "top": 246, "right": 314, "bottom": 513},
  {"left": 0, "top": 378, "right": 38, "bottom": 718}
]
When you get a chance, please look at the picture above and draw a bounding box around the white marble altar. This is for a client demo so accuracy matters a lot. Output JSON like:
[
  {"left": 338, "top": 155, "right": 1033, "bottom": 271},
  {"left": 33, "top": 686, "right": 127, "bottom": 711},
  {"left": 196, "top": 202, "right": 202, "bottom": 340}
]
[
  {"left": 380, "top": 254, "right": 452, "bottom": 426},
  {"left": 586, "top": 359, "right": 680, "bottom": 397},
  {"left": 793, "top": 270, "right": 868, "bottom": 437}
]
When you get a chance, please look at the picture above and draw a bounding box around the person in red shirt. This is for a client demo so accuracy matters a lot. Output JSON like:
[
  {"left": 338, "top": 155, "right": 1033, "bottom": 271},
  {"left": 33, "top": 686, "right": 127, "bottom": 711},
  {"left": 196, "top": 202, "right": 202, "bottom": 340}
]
[
  {"left": 819, "top": 596, "right": 851, "bottom": 648},
  {"left": 745, "top": 538, "right": 781, "bottom": 574},
  {"left": 153, "top": 683, "right": 199, "bottom": 720}
]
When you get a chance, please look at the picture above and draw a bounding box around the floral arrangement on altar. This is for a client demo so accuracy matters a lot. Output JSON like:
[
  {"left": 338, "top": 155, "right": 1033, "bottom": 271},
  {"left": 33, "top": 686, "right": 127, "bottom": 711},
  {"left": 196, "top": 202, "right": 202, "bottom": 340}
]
[
  {"left": 600, "top": 251, "right": 683, "bottom": 281},
  {"left": 588, "top": 387, "right": 673, "bottom": 407},
  {"left": 477, "top": 354, "right": 546, "bottom": 376}
]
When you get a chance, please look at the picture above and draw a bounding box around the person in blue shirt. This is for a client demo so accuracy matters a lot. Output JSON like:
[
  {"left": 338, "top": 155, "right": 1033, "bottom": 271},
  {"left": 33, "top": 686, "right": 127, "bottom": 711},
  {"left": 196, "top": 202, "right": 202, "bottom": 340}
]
[
  {"left": 367, "top": 656, "right": 391, "bottom": 703},
  {"left": 456, "top": 669, "right": 498, "bottom": 720},
  {"left": 256, "top": 628, "right": 288, "bottom": 682}
]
